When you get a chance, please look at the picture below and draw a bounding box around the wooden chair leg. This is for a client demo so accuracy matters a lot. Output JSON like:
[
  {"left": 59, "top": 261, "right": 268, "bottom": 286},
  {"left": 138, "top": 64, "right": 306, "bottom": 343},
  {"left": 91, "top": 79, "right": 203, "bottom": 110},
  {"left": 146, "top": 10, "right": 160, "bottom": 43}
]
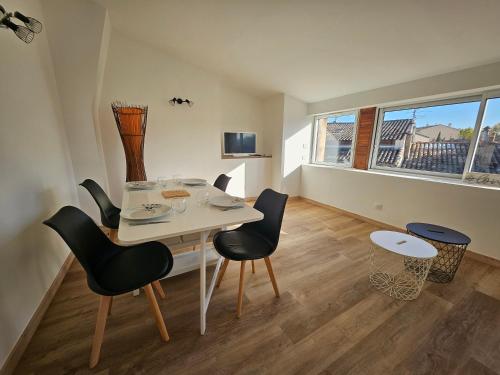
[
  {"left": 264, "top": 257, "right": 280, "bottom": 298},
  {"left": 109, "top": 228, "right": 118, "bottom": 243},
  {"left": 152, "top": 280, "right": 166, "bottom": 299},
  {"left": 216, "top": 258, "right": 230, "bottom": 288},
  {"left": 237, "top": 261, "right": 247, "bottom": 318},
  {"left": 108, "top": 297, "right": 113, "bottom": 316},
  {"left": 144, "top": 284, "right": 170, "bottom": 342},
  {"left": 251, "top": 260, "right": 256, "bottom": 274},
  {"left": 90, "top": 296, "right": 112, "bottom": 368}
]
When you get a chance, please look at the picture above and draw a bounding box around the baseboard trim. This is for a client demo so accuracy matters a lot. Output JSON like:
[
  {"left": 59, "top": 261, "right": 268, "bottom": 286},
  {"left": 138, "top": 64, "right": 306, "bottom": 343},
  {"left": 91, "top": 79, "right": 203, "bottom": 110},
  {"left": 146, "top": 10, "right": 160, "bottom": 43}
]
[
  {"left": 0, "top": 253, "right": 75, "bottom": 375},
  {"left": 298, "top": 196, "right": 500, "bottom": 267}
]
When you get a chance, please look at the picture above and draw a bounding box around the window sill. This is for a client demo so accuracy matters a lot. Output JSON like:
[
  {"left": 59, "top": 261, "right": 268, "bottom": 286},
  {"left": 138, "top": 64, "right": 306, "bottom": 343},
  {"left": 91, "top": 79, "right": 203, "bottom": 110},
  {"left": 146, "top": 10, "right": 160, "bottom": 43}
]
[{"left": 303, "top": 163, "right": 500, "bottom": 192}]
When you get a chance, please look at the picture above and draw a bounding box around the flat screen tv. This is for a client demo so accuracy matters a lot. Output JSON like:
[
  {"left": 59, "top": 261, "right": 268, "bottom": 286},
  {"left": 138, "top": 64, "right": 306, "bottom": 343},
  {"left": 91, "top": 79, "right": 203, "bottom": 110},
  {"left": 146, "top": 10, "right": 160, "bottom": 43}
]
[{"left": 223, "top": 132, "right": 256, "bottom": 156}]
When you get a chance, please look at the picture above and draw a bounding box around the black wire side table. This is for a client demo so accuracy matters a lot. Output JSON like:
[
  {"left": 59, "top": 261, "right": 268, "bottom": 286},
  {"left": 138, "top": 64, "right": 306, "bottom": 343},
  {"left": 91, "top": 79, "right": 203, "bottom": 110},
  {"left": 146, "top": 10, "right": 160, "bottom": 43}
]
[{"left": 406, "top": 223, "right": 471, "bottom": 283}]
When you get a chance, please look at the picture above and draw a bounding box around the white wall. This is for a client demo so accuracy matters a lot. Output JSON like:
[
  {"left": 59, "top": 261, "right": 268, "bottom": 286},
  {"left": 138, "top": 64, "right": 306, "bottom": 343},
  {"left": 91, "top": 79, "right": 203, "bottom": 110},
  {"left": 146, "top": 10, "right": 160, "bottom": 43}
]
[
  {"left": 263, "top": 94, "right": 285, "bottom": 192},
  {"left": 99, "top": 31, "right": 271, "bottom": 201},
  {"left": 42, "top": 0, "right": 110, "bottom": 221},
  {"left": 309, "top": 61, "right": 500, "bottom": 115},
  {"left": 281, "top": 95, "right": 311, "bottom": 196},
  {"left": 303, "top": 62, "right": 500, "bottom": 260},
  {"left": 0, "top": 0, "right": 78, "bottom": 368},
  {"left": 301, "top": 166, "right": 500, "bottom": 259}
]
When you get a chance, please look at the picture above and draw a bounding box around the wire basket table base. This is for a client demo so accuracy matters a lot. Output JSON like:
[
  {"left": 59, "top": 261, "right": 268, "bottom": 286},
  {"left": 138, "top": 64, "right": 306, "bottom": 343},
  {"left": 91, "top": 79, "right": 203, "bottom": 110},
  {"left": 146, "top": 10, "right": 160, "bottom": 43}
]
[
  {"left": 407, "top": 233, "right": 468, "bottom": 283},
  {"left": 369, "top": 245, "right": 433, "bottom": 301}
]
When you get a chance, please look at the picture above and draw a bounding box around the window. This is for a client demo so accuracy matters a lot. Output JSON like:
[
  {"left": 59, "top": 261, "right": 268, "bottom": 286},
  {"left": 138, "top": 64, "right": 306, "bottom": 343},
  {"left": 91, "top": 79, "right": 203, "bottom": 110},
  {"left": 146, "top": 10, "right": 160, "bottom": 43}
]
[
  {"left": 470, "top": 96, "right": 500, "bottom": 174},
  {"left": 313, "top": 111, "right": 358, "bottom": 166},
  {"left": 371, "top": 97, "right": 483, "bottom": 177}
]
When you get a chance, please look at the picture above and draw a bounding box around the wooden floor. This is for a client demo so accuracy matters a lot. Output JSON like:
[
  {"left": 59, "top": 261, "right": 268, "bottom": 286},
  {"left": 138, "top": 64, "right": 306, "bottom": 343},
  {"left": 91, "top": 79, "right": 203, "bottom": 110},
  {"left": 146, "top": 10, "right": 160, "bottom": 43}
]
[{"left": 15, "top": 199, "right": 500, "bottom": 374}]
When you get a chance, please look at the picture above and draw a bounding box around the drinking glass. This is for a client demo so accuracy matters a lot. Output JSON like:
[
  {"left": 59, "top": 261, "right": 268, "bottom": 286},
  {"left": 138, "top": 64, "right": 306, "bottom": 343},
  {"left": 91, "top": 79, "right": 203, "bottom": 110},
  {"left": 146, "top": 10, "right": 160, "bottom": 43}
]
[
  {"left": 157, "top": 176, "right": 168, "bottom": 189},
  {"left": 172, "top": 174, "right": 182, "bottom": 187},
  {"left": 196, "top": 191, "right": 210, "bottom": 206},
  {"left": 172, "top": 198, "right": 187, "bottom": 214}
]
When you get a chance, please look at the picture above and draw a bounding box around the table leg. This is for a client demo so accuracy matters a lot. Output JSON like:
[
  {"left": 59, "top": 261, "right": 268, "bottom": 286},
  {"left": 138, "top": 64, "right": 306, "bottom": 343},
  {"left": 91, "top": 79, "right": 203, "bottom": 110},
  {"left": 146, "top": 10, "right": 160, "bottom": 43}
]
[{"left": 200, "top": 230, "right": 209, "bottom": 335}]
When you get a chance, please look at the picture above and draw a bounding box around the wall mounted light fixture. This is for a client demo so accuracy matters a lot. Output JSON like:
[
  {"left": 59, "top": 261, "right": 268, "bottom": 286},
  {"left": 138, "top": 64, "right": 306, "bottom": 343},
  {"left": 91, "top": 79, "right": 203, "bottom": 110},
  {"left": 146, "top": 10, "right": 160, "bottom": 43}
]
[
  {"left": 169, "top": 97, "right": 194, "bottom": 107},
  {"left": 0, "top": 4, "right": 42, "bottom": 44}
]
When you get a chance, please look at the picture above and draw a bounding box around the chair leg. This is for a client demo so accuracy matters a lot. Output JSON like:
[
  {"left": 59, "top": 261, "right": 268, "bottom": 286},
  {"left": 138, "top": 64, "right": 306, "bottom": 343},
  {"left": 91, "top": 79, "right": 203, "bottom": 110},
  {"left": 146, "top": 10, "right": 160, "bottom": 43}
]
[
  {"left": 109, "top": 228, "right": 118, "bottom": 243},
  {"left": 89, "top": 296, "right": 112, "bottom": 368},
  {"left": 152, "top": 280, "right": 166, "bottom": 299},
  {"left": 144, "top": 284, "right": 170, "bottom": 342},
  {"left": 216, "top": 258, "right": 230, "bottom": 288},
  {"left": 264, "top": 257, "right": 280, "bottom": 298},
  {"left": 237, "top": 261, "right": 247, "bottom": 318},
  {"left": 251, "top": 260, "right": 256, "bottom": 274}
]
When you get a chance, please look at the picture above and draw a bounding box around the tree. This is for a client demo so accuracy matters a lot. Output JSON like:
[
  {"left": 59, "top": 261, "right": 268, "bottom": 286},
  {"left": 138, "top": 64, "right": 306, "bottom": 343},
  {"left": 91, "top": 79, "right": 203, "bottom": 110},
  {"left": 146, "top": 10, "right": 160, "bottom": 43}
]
[
  {"left": 493, "top": 123, "right": 500, "bottom": 135},
  {"left": 459, "top": 128, "right": 474, "bottom": 141}
]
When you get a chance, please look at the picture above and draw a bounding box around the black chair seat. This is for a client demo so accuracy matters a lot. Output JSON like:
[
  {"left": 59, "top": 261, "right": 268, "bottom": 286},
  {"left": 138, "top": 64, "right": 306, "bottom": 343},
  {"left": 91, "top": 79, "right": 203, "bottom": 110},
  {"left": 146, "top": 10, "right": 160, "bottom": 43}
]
[
  {"left": 91, "top": 242, "right": 173, "bottom": 296},
  {"left": 213, "top": 229, "right": 274, "bottom": 261}
]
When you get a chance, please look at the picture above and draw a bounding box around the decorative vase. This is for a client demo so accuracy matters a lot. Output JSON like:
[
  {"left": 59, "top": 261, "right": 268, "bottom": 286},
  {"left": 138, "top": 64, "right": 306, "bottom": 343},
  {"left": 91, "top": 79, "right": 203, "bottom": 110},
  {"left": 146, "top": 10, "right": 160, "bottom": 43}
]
[{"left": 111, "top": 102, "right": 148, "bottom": 182}]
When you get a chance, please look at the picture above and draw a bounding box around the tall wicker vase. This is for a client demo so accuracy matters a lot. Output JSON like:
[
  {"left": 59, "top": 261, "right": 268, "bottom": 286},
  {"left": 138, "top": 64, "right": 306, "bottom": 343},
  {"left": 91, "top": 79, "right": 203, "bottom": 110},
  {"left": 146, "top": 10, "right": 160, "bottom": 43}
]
[{"left": 111, "top": 102, "right": 148, "bottom": 182}]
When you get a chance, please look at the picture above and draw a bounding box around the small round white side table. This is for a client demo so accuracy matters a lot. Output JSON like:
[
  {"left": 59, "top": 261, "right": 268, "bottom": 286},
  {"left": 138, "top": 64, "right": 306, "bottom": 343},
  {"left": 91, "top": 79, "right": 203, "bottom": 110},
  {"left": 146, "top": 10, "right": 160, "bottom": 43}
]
[{"left": 369, "top": 231, "right": 437, "bottom": 301}]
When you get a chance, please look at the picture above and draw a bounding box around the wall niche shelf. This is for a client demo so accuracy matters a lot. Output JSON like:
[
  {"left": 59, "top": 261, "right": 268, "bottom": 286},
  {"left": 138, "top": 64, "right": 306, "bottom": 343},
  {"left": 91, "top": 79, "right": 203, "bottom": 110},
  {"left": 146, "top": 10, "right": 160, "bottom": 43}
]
[{"left": 221, "top": 155, "right": 272, "bottom": 160}]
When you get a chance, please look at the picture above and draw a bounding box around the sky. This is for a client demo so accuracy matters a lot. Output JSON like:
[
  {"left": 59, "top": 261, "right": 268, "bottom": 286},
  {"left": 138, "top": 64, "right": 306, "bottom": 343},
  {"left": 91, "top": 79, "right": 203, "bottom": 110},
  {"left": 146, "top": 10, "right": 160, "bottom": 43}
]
[
  {"left": 326, "top": 97, "right": 500, "bottom": 131},
  {"left": 384, "top": 97, "right": 500, "bottom": 130}
]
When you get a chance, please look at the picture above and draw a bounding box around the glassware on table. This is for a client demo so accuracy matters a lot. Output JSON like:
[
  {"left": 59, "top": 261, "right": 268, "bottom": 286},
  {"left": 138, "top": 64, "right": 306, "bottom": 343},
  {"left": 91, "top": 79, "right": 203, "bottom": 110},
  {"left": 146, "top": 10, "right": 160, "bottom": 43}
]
[
  {"left": 172, "top": 174, "right": 182, "bottom": 187},
  {"left": 172, "top": 198, "right": 187, "bottom": 214},
  {"left": 157, "top": 176, "right": 169, "bottom": 188},
  {"left": 196, "top": 191, "right": 210, "bottom": 206}
]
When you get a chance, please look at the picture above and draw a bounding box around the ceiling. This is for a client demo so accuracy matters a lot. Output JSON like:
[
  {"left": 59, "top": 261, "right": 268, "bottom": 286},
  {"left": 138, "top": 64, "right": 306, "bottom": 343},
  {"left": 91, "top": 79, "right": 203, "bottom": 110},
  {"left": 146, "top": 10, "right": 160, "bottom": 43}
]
[{"left": 97, "top": 0, "right": 500, "bottom": 103}]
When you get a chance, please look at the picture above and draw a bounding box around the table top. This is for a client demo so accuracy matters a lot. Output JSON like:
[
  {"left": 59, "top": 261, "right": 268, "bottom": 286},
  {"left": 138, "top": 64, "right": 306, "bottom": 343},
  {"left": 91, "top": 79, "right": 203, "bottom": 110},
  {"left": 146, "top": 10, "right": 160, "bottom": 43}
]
[
  {"left": 370, "top": 231, "right": 437, "bottom": 259},
  {"left": 118, "top": 182, "right": 263, "bottom": 245},
  {"left": 406, "top": 222, "right": 471, "bottom": 245}
]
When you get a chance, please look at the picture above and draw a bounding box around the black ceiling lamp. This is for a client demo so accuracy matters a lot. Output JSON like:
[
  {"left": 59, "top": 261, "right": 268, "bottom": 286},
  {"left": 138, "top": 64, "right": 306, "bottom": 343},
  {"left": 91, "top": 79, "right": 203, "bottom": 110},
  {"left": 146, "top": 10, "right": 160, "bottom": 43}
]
[
  {"left": 169, "top": 97, "right": 194, "bottom": 107},
  {"left": 0, "top": 4, "right": 42, "bottom": 44}
]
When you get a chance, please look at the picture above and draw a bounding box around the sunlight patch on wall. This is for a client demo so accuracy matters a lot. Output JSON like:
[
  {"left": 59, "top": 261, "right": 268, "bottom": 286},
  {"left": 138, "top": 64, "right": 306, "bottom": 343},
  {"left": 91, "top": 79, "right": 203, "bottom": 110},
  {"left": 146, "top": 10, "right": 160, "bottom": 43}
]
[
  {"left": 226, "top": 162, "right": 246, "bottom": 198},
  {"left": 283, "top": 123, "right": 311, "bottom": 178}
]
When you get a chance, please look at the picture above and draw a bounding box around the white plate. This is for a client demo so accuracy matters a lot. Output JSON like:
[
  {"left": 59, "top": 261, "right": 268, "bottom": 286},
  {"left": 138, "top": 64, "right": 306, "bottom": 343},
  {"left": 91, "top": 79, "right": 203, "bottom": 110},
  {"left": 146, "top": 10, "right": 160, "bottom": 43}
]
[
  {"left": 209, "top": 195, "right": 245, "bottom": 208},
  {"left": 182, "top": 178, "right": 207, "bottom": 186},
  {"left": 125, "top": 181, "right": 157, "bottom": 190},
  {"left": 120, "top": 204, "right": 171, "bottom": 220}
]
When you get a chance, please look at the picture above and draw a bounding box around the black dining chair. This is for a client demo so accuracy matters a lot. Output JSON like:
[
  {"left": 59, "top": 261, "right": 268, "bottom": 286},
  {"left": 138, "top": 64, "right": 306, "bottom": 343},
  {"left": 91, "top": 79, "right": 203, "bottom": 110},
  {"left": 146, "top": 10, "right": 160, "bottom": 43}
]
[
  {"left": 79, "top": 178, "right": 166, "bottom": 298},
  {"left": 213, "top": 188, "right": 288, "bottom": 317},
  {"left": 213, "top": 174, "right": 231, "bottom": 192},
  {"left": 187, "top": 173, "right": 233, "bottom": 251},
  {"left": 43, "top": 206, "right": 174, "bottom": 368},
  {"left": 79, "top": 179, "right": 121, "bottom": 230}
]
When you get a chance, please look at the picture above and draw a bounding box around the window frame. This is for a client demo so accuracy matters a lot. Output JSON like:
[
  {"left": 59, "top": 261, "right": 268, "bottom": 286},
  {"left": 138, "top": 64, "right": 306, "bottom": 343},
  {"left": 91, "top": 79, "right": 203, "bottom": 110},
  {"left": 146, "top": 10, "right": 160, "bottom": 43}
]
[
  {"left": 466, "top": 90, "right": 500, "bottom": 175},
  {"left": 369, "top": 94, "right": 485, "bottom": 179},
  {"left": 311, "top": 109, "right": 359, "bottom": 168}
]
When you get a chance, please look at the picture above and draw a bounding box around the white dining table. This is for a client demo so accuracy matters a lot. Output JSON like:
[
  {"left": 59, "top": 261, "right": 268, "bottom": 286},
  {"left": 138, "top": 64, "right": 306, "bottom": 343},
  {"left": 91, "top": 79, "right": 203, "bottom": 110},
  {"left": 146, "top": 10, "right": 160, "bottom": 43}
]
[{"left": 117, "top": 181, "right": 263, "bottom": 334}]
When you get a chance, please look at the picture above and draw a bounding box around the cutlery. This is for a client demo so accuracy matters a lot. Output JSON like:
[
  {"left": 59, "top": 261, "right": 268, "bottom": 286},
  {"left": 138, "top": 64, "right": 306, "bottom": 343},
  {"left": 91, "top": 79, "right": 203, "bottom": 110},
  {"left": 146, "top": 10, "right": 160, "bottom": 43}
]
[{"left": 128, "top": 220, "right": 170, "bottom": 226}]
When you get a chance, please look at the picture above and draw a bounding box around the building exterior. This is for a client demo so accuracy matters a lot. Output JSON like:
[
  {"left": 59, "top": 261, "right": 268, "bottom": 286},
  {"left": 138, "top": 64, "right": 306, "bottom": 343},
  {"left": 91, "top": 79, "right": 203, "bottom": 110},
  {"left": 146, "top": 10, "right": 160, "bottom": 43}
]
[
  {"left": 415, "top": 124, "right": 461, "bottom": 141},
  {"left": 321, "top": 119, "right": 500, "bottom": 174}
]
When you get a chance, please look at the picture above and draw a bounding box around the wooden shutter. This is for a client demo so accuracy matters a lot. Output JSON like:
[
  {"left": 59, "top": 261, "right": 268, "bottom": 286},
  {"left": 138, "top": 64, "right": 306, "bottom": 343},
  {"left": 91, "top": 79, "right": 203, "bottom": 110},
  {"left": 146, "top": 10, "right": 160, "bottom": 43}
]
[{"left": 353, "top": 107, "right": 377, "bottom": 170}]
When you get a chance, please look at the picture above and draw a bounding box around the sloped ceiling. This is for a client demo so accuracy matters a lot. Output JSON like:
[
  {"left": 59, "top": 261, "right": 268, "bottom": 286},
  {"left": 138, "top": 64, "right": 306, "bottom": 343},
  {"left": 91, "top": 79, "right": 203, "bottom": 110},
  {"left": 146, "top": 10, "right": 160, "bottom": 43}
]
[{"left": 97, "top": 0, "right": 500, "bottom": 102}]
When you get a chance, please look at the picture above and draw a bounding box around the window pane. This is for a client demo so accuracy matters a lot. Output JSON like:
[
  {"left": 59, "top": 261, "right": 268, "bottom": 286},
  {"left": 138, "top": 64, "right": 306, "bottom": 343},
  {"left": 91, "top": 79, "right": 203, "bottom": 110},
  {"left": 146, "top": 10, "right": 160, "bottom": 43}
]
[
  {"left": 314, "top": 112, "right": 356, "bottom": 165},
  {"left": 471, "top": 97, "right": 500, "bottom": 174},
  {"left": 374, "top": 101, "right": 481, "bottom": 175}
]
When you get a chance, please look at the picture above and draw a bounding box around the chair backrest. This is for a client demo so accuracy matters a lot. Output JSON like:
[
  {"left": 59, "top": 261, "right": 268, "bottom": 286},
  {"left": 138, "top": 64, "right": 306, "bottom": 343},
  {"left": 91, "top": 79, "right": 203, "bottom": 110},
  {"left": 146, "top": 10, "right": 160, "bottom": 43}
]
[
  {"left": 80, "top": 179, "right": 120, "bottom": 229},
  {"left": 43, "top": 206, "right": 115, "bottom": 279},
  {"left": 213, "top": 174, "right": 231, "bottom": 192},
  {"left": 241, "top": 188, "right": 288, "bottom": 250}
]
